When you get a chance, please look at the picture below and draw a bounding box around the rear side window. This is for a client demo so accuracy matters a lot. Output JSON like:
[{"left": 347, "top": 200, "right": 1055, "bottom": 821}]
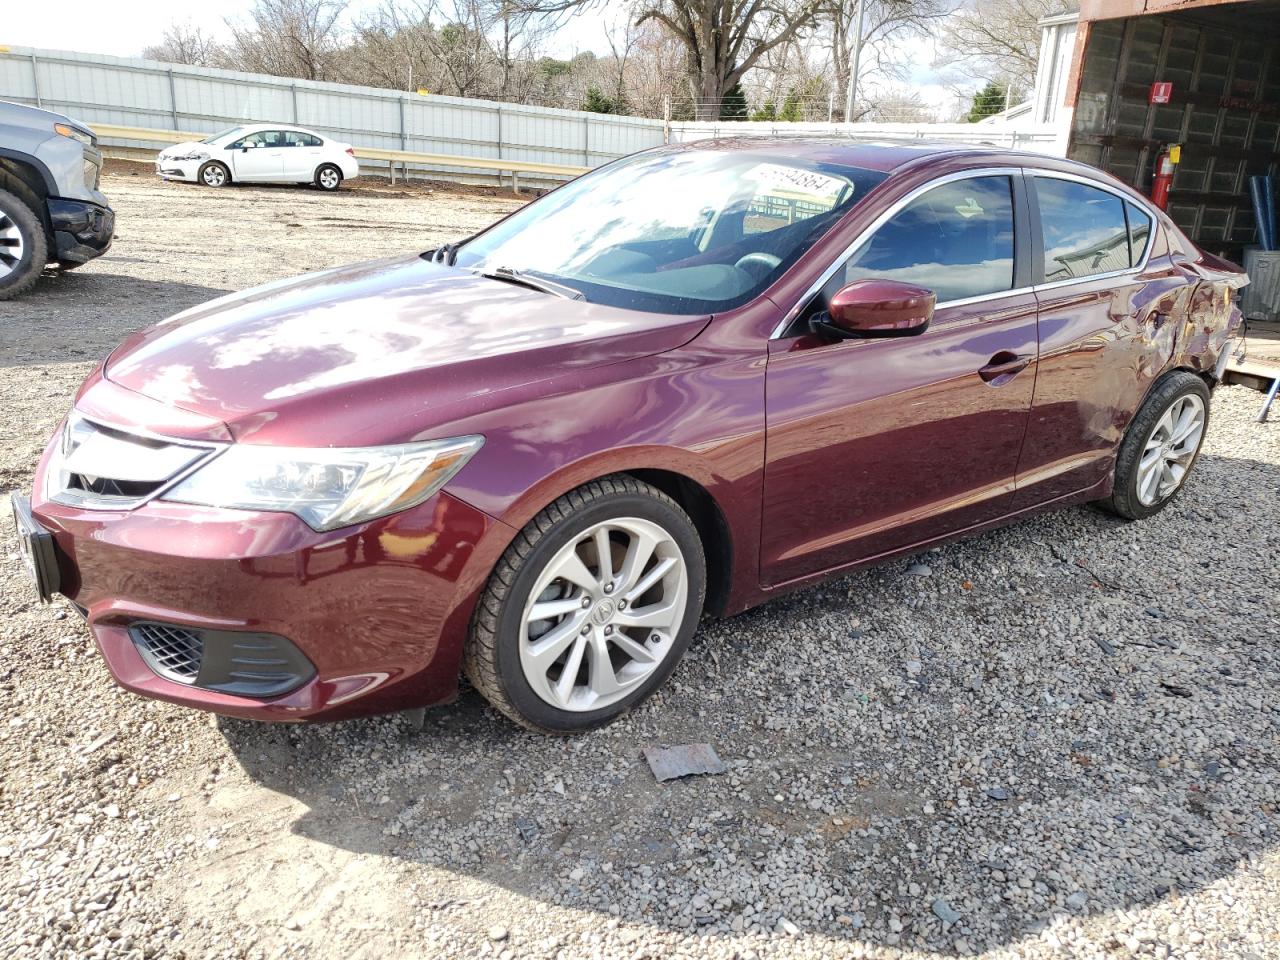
[
  {"left": 1035, "top": 178, "right": 1131, "bottom": 282},
  {"left": 1126, "top": 202, "right": 1152, "bottom": 265},
  {"left": 285, "top": 131, "right": 322, "bottom": 147},
  {"left": 833, "top": 175, "right": 1015, "bottom": 303}
]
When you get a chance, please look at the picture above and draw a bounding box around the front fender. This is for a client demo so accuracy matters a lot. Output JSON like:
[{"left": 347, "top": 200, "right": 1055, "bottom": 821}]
[{"left": 439, "top": 344, "right": 768, "bottom": 615}]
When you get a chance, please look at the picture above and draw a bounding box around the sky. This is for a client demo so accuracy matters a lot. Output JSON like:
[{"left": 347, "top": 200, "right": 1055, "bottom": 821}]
[{"left": 2, "top": 0, "right": 959, "bottom": 115}]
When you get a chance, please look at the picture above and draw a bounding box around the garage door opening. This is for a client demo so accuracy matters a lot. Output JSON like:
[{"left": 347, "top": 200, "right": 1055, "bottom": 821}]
[{"left": 1067, "top": 0, "right": 1280, "bottom": 368}]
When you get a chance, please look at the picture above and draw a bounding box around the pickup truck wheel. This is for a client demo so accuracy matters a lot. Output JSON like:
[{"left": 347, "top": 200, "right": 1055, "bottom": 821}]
[
  {"left": 465, "top": 476, "right": 706, "bottom": 733},
  {"left": 199, "top": 162, "right": 230, "bottom": 187},
  {"left": 1103, "top": 371, "right": 1210, "bottom": 520},
  {"left": 0, "top": 188, "right": 46, "bottom": 301}
]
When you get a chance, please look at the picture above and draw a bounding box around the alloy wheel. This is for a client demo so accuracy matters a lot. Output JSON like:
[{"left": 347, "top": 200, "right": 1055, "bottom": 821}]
[
  {"left": 319, "top": 168, "right": 340, "bottom": 189},
  {"left": 203, "top": 165, "right": 225, "bottom": 186},
  {"left": 0, "top": 212, "right": 25, "bottom": 279},
  {"left": 518, "top": 517, "right": 688, "bottom": 712},
  {"left": 1136, "top": 393, "right": 1206, "bottom": 506}
]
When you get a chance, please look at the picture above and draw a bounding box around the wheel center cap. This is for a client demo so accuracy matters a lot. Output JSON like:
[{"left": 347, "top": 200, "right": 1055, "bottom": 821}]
[{"left": 591, "top": 599, "right": 616, "bottom": 625}]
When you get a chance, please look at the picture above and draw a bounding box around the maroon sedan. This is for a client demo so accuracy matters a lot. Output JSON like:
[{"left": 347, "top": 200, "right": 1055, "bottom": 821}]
[{"left": 12, "top": 139, "right": 1245, "bottom": 732}]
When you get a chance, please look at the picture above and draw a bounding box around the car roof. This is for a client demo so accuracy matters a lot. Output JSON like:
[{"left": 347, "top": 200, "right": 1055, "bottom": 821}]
[
  {"left": 660, "top": 136, "right": 1093, "bottom": 177},
  {"left": 225, "top": 122, "right": 320, "bottom": 136}
]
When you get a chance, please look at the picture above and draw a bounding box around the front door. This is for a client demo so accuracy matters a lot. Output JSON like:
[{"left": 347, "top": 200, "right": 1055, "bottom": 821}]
[
  {"left": 761, "top": 172, "right": 1039, "bottom": 586},
  {"left": 228, "top": 130, "right": 287, "bottom": 182}
]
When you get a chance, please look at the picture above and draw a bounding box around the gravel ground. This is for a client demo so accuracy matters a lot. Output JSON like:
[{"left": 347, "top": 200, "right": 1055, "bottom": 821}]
[{"left": 2, "top": 169, "right": 1279, "bottom": 960}]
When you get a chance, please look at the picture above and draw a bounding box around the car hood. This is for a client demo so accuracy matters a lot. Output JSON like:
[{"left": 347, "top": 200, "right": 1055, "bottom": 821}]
[
  {"left": 103, "top": 254, "right": 710, "bottom": 446},
  {"left": 158, "top": 140, "right": 207, "bottom": 157}
]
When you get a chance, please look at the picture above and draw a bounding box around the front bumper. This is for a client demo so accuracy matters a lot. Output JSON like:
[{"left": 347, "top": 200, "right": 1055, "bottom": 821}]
[
  {"left": 29, "top": 458, "right": 512, "bottom": 721},
  {"left": 154, "top": 157, "right": 200, "bottom": 181},
  {"left": 48, "top": 198, "right": 114, "bottom": 264}
]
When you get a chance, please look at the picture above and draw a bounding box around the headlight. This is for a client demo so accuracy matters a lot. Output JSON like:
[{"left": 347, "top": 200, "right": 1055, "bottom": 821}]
[
  {"left": 163, "top": 436, "right": 484, "bottom": 531},
  {"left": 168, "top": 151, "right": 209, "bottom": 162},
  {"left": 54, "top": 122, "right": 95, "bottom": 146}
]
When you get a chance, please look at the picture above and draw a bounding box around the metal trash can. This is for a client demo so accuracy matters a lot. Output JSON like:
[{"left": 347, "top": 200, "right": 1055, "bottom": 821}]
[{"left": 1242, "top": 247, "right": 1280, "bottom": 322}]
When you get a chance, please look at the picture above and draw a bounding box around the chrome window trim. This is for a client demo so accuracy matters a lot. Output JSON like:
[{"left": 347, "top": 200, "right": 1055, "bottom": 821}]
[
  {"left": 46, "top": 412, "right": 226, "bottom": 511},
  {"left": 770, "top": 165, "right": 1161, "bottom": 340}
]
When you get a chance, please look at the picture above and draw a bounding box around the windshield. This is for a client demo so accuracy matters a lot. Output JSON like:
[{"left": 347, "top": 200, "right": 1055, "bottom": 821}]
[
  {"left": 201, "top": 126, "right": 245, "bottom": 144},
  {"left": 453, "top": 149, "right": 887, "bottom": 315}
]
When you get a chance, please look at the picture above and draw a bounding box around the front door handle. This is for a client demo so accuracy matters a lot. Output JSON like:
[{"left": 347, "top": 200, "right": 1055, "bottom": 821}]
[{"left": 978, "top": 351, "right": 1031, "bottom": 384}]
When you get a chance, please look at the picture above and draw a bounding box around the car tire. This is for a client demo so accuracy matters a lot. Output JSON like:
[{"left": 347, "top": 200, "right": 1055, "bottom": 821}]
[
  {"left": 1103, "top": 371, "right": 1211, "bottom": 520},
  {"left": 464, "top": 475, "right": 706, "bottom": 733},
  {"left": 0, "top": 188, "right": 47, "bottom": 301},
  {"left": 199, "top": 162, "right": 230, "bottom": 187},
  {"left": 315, "top": 164, "right": 343, "bottom": 191}
]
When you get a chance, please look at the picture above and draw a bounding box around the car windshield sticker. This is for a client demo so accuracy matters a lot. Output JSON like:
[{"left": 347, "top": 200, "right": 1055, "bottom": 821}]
[{"left": 744, "top": 163, "right": 848, "bottom": 203}]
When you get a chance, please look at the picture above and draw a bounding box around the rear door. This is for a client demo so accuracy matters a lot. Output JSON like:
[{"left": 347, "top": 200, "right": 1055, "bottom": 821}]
[
  {"left": 283, "top": 130, "right": 324, "bottom": 180},
  {"left": 761, "top": 171, "right": 1039, "bottom": 586},
  {"left": 1013, "top": 174, "right": 1188, "bottom": 508}
]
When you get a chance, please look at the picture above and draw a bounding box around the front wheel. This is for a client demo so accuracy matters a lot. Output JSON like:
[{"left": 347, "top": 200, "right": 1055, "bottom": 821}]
[
  {"left": 0, "top": 188, "right": 47, "bottom": 301},
  {"left": 465, "top": 476, "right": 706, "bottom": 733},
  {"left": 315, "top": 164, "right": 343, "bottom": 191},
  {"left": 199, "top": 162, "right": 230, "bottom": 187},
  {"left": 1103, "top": 371, "right": 1210, "bottom": 519}
]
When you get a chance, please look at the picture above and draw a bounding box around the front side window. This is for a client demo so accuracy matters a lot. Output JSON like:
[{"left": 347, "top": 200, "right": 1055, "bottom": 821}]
[
  {"left": 1036, "top": 178, "right": 1131, "bottom": 282},
  {"left": 830, "top": 175, "right": 1016, "bottom": 304},
  {"left": 454, "top": 150, "right": 887, "bottom": 314},
  {"left": 230, "top": 130, "right": 285, "bottom": 149}
]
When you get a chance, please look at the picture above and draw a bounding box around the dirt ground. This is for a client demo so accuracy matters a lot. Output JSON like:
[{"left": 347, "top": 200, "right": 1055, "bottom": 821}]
[{"left": 2, "top": 169, "right": 1279, "bottom": 960}]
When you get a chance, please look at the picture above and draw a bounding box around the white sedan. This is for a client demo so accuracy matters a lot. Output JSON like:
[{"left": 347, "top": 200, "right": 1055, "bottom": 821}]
[{"left": 155, "top": 124, "right": 359, "bottom": 191}]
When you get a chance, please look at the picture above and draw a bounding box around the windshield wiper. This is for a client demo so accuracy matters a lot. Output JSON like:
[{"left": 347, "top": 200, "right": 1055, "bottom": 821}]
[
  {"left": 426, "top": 241, "right": 460, "bottom": 265},
  {"left": 477, "top": 266, "right": 584, "bottom": 301}
]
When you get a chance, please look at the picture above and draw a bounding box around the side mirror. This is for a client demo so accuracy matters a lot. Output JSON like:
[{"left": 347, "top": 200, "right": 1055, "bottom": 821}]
[
  {"left": 813, "top": 279, "right": 935, "bottom": 339},
  {"left": 242, "top": 143, "right": 255, "bottom": 152}
]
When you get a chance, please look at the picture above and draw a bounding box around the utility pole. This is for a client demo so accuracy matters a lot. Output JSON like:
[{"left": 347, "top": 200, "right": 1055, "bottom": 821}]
[{"left": 843, "top": 0, "right": 866, "bottom": 123}]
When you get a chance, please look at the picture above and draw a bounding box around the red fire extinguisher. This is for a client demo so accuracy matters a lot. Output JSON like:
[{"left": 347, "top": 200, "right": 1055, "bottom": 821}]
[{"left": 1151, "top": 144, "right": 1180, "bottom": 211}]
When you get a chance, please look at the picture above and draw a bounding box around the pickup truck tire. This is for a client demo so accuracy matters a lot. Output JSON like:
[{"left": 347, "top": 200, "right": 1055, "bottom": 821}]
[{"left": 0, "top": 188, "right": 46, "bottom": 301}]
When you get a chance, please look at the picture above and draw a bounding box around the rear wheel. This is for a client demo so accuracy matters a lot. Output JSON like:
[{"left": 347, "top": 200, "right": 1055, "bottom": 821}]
[
  {"left": 199, "top": 161, "right": 230, "bottom": 187},
  {"left": 315, "top": 164, "right": 342, "bottom": 191},
  {"left": 1103, "top": 371, "right": 1210, "bottom": 519},
  {"left": 0, "top": 188, "right": 46, "bottom": 301},
  {"left": 465, "top": 476, "right": 706, "bottom": 733}
]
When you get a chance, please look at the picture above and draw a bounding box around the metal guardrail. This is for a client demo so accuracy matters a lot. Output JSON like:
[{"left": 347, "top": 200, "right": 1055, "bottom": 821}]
[{"left": 92, "top": 124, "right": 589, "bottom": 189}]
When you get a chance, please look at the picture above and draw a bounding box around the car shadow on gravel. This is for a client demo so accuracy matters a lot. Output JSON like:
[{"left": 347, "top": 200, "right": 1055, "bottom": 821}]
[
  {"left": 212, "top": 451, "right": 1280, "bottom": 955},
  {"left": 0, "top": 272, "right": 232, "bottom": 366}
]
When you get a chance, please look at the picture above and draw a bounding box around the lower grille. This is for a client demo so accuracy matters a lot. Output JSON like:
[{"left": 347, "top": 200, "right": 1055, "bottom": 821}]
[
  {"left": 131, "top": 622, "right": 203, "bottom": 684},
  {"left": 126, "top": 621, "right": 316, "bottom": 698}
]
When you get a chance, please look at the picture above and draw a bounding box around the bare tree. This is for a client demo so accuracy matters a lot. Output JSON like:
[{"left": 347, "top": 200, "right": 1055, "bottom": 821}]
[
  {"left": 621, "top": 20, "right": 688, "bottom": 118},
  {"left": 632, "top": 0, "right": 825, "bottom": 119},
  {"left": 224, "top": 0, "right": 350, "bottom": 81},
  {"left": 935, "top": 0, "right": 1077, "bottom": 94},
  {"left": 143, "top": 23, "right": 223, "bottom": 66},
  {"left": 824, "top": 0, "right": 951, "bottom": 119}
]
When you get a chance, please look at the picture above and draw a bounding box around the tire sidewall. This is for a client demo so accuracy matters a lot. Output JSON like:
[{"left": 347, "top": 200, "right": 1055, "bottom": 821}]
[
  {"left": 492, "top": 492, "right": 706, "bottom": 733},
  {"left": 0, "top": 190, "right": 45, "bottom": 298},
  {"left": 1116, "top": 374, "right": 1211, "bottom": 519}
]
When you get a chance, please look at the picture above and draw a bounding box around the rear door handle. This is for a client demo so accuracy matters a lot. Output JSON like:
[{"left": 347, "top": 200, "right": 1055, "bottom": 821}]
[{"left": 978, "top": 351, "right": 1031, "bottom": 383}]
